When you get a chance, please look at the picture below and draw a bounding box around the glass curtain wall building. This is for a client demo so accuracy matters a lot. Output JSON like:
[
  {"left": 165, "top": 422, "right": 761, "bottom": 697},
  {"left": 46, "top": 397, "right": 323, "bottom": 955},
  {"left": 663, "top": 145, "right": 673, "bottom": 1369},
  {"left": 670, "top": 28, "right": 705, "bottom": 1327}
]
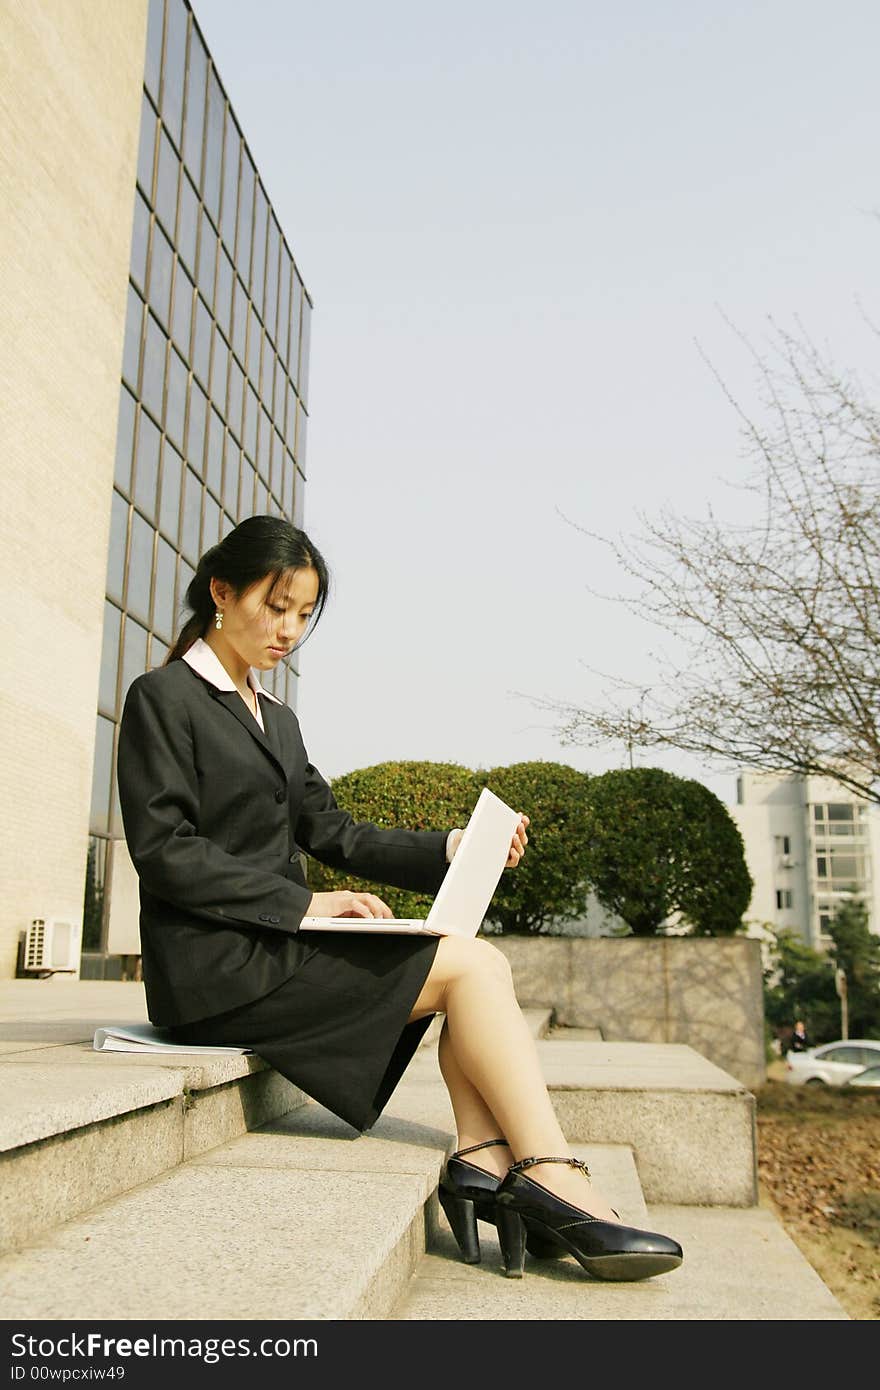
[{"left": 84, "top": 0, "right": 312, "bottom": 962}]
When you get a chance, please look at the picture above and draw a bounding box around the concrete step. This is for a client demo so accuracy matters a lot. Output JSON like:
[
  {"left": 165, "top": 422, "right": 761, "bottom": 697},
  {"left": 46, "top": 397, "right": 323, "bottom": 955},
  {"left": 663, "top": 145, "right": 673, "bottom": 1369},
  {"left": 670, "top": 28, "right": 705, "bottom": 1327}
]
[
  {"left": 0, "top": 981, "right": 551, "bottom": 1257},
  {"left": 394, "top": 1198, "right": 849, "bottom": 1320},
  {"left": 533, "top": 1036, "right": 758, "bottom": 1206}
]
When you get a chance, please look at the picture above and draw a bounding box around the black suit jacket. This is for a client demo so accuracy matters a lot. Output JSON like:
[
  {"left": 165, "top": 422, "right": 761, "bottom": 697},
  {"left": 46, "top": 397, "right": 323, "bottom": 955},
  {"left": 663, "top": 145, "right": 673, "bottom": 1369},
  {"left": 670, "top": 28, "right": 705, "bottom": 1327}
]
[{"left": 116, "top": 659, "right": 450, "bottom": 1026}]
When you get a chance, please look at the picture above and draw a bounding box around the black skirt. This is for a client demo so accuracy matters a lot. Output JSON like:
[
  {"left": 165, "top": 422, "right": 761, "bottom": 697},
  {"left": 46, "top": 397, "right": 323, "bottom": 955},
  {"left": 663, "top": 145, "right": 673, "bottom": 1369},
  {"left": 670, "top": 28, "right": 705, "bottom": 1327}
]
[{"left": 166, "top": 929, "right": 442, "bottom": 1133}]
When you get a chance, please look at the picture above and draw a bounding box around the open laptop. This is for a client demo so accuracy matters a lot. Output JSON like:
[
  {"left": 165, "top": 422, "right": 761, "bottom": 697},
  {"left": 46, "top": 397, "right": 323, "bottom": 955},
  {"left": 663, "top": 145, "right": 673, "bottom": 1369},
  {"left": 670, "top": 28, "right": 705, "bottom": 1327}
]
[{"left": 299, "top": 787, "right": 521, "bottom": 936}]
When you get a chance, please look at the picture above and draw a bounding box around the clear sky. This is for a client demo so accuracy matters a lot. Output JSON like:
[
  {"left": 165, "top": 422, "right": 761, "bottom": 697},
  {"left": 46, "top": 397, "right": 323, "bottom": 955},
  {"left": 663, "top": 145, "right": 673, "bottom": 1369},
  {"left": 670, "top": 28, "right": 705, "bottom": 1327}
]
[{"left": 195, "top": 0, "right": 879, "bottom": 803}]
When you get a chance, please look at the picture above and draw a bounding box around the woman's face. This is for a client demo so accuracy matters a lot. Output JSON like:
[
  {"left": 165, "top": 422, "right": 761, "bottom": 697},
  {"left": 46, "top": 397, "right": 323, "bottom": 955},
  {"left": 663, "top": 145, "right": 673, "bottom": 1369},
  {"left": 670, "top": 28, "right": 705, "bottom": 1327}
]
[{"left": 211, "top": 567, "right": 320, "bottom": 673}]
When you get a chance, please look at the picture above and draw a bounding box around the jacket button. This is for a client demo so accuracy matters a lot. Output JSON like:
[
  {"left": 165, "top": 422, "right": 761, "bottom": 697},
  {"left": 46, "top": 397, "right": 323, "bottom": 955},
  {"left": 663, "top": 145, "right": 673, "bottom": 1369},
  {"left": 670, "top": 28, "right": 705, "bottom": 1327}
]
[
  {"left": 270, "top": 915, "right": 280, "bottom": 924},
  {"left": 274, "top": 788, "right": 286, "bottom": 803}
]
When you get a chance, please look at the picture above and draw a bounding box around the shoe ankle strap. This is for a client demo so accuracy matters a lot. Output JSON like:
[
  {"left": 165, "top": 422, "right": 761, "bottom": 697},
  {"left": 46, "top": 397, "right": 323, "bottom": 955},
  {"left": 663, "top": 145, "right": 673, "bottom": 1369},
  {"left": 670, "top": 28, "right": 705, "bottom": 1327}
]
[
  {"left": 452, "top": 1138, "right": 508, "bottom": 1159},
  {"left": 509, "top": 1155, "right": 591, "bottom": 1177}
]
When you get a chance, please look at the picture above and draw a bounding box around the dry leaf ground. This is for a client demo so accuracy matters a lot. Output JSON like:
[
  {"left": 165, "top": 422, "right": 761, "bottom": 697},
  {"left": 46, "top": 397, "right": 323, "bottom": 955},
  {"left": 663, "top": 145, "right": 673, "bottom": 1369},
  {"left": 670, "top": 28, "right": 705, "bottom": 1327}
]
[{"left": 755, "top": 1076, "right": 880, "bottom": 1320}]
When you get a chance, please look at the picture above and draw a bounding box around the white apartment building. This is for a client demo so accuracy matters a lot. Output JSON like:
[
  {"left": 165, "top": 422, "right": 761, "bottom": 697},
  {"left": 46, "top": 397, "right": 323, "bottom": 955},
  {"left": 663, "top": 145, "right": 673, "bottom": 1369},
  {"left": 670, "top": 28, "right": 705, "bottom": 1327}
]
[{"left": 730, "top": 771, "right": 880, "bottom": 950}]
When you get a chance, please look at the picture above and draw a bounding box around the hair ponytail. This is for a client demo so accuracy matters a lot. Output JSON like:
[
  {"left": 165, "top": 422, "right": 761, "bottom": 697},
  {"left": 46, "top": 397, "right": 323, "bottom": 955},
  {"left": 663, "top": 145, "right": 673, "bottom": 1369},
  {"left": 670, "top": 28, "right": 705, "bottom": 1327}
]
[{"left": 162, "top": 516, "right": 330, "bottom": 666}]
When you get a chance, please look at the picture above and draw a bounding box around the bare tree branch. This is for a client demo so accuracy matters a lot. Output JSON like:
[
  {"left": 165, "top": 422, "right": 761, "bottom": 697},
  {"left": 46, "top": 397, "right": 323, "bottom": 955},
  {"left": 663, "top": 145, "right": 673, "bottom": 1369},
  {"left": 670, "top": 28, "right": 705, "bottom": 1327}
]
[{"left": 537, "top": 316, "right": 880, "bottom": 803}]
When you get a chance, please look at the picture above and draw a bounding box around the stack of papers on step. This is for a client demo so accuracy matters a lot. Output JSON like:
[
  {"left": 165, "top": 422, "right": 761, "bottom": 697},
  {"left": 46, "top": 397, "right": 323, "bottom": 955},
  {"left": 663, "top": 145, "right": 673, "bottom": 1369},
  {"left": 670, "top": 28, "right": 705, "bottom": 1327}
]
[{"left": 92, "top": 1023, "right": 253, "bottom": 1054}]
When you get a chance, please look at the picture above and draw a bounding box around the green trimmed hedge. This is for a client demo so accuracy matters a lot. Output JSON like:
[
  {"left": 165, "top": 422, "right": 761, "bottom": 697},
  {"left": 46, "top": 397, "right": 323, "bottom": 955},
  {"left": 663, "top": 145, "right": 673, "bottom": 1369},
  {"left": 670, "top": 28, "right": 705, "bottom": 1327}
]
[
  {"left": 477, "top": 762, "right": 593, "bottom": 934},
  {"left": 304, "top": 761, "right": 478, "bottom": 918},
  {"left": 582, "top": 767, "right": 752, "bottom": 936}
]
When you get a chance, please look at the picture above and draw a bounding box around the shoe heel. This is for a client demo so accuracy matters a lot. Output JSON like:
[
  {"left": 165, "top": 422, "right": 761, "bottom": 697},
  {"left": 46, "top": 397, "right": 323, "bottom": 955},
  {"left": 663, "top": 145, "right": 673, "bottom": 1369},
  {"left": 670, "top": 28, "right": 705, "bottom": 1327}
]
[
  {"left": 496, "top": 1203, "right": 527, "bottom": 1278},
  {"left": 438, "top": 1187, "right": 481, "bottom": 1264}
]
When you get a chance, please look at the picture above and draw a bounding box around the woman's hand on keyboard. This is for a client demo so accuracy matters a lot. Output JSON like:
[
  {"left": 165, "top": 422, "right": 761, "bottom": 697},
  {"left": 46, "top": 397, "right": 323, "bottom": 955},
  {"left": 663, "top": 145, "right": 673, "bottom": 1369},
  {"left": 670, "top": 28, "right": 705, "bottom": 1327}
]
[{"left": 306, "top": 891, "right": 394, "bottom": 919}]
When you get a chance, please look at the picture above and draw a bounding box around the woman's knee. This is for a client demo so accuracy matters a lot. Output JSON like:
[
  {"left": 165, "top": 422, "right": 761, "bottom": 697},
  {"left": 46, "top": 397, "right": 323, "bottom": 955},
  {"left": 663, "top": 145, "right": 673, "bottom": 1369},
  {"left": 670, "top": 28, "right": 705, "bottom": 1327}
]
[{"left": 435, "top": 934, "right": 513, "bottom": 988}]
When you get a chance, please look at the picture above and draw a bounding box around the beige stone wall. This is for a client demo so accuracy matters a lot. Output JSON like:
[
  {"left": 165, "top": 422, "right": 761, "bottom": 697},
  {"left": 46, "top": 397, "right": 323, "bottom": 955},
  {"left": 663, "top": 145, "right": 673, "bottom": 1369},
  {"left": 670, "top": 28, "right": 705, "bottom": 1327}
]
[
  {"left": 0, "top": 0, "right": 149, "bottom": 977},
  {"left": 495, "top": 936, "right": 767, "bottom": 1090}
]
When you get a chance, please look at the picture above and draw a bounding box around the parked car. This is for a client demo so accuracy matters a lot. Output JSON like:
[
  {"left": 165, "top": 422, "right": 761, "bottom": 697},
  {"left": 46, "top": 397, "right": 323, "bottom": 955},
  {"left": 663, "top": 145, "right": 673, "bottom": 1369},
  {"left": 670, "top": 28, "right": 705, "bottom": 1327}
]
[
  {"left": 845, "top": 1065, "right": 880, "bottom": 1088},
  {"left": 785, "top": 1039, "right": 880, "bottom": 1086}
]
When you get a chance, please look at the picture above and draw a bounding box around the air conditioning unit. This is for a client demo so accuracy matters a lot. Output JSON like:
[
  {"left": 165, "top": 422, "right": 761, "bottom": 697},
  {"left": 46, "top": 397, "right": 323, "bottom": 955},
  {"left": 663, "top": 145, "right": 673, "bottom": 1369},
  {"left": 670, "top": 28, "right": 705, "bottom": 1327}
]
[
  {"left": 22, "top": 918, "right": 78, "bottom": 974},
  {"left": 780, "top": 855, "right": 795, "bottom": 868}
]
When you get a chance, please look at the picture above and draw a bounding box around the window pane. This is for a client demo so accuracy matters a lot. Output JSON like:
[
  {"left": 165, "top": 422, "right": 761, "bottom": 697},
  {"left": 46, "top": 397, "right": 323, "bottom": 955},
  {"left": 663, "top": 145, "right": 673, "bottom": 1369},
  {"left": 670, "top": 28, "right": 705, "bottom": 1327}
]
[
  {"left": 254, "top": 477, "right": 267, "bottom": 517},
  {"left": 257, "top": 406, "right": 270, "bottom": 481},
  {"left": 295, "top": 404, "right": 308, "bottom": 472},
  {"left": 283, "top": 450, "right": 294, "bottom": 520},
  {"left": 165, "top": 348, "right": 188, "bottom": 451},
  {"left": 134, "top": 410, "right": 160, "bottom": 521},
  {"left": 289, "top": 271, "right": 303, "bottom": 387},
  {"left": 90, "top": 716, "right": 114, "bottom": 836},
  {"left": 162, "top": 0, "right": 187, "bottom": 148},
  {"left": 121, "top": 615, "right": 150, "bottom": 701},
  {"left": 273, "top": 356, "right": 285, "bottom": 423},
  {"left": 147, "top": 221, "right": 174, "bottom": 330},
  {"left": 203, "top": 68, "right": 224, "bottom": 222},
  {"left": 187, "top": 379, "right": 208, "bottom": 474},
  {"left": 828, "top": 804, "right": 854, "bottom": 821},
  {"left": 130, "top": 193, "right": 150, "bottom": 292},
  {"left": 127, "top": 511, "right": 154, "bottom": 624},
  {"left": 293, "top": 465, "right": 305, "bottom": 526},
  {"left": 276, "top": 249, "right": 291, "bottom": 367},
  {"left": 260, "top": 341, "right": 273, "bottom": 406},
  {"left": 210, "top": 327, "right": 229, "bottom": 411},
  {"left": 221, "top": 510, "right": 235, "bottom": 539},
  {"left": 299, "top": 296, "right": 311, "bottom": 407},
  {"left": 153, "top": 536, "right": 176, "bottom": 641},
  {"left": 155, "top": 129, "right": 179, "bottom": 238},
  {"left": 284, "top": 379, "right": 296, "bottom": 447},
  {"left": 220, "top": 108, "right": 240, "bottom": 253},
  {"left": 144, "top": 0, "right": 164, "bottom": 103},
  {"left": 137, "top": 93, "right": 158, "bottom": 199},
  {"left": 231, "top": 276, "right": 247, "bottom": 364},
  {"left": 171, "top": 261, "right": 193, "bottom": 358},
  {"left": 192, "top": 294, "right": 212, "bottom": 389},
  {"left": 206, "top": 408, "right": 224, "bottom": 497},
  {"left": 181, "top": 466, "right": 202, "bottom": 561},
  {"left": 270, "top": 427, "right": 283, "bottom": 502},
  {"left": 99, "top": 602, "right": 122, "bottom": 716},
  {"left": 265, "top": 215, "right": 280, "bottom": 343},
  {"left": 82, "top": 834, "right": 108, "bottom": 949},
  {"left": 159, "top": 441, "right": 182, "bottom": 542},
  {"left": 177, "top": 173, "right": 199, "bottom": 274},
  {"left": 240, "top": 456, "right": 256, "bottom": 516},
  {"left": 222, "top": 444, "right": 239, "bottom": 515},
  {"left": 151, "top": 635, "right": 169, "bottom": 669},
  {"left": 122, "top": 285, "right": 143, "bottom": 391},
  {"left": 243, "top": 384, "right": 258, "bottom": 460},
  {"left": 251, "top": 183, "right": 268, "bottom": 314},
  {"left": 197, "top": 210, "right": 217, "bottom": 308},
  {"left": 215, "top": 249, "right": 233, "bottom": 340},
  {"left": 183, "top": 26, "right": 207, "bottom": 185},
  {"left": 247, "top": 304, "right": 261, "bottom": 385},
  {"left": 177, "top": 557, "right": 194, "bottom": 629},
  {"left": 204, "top": 491, "right": 220, "bottom": 550},
  {"left": 106, "top": 490, "right": 128, "bottom": 603},
  {"left": 141, "top": 312, "right": 166, "bottom": 423},
  {"left": 228, "top": 357, "right": 244, "bottom": 440},
  {"left": 237, "top": 153, "right": 255, "bottom": 284},
  {"left": 114, "top": 388, "right": 136, "bottom": 494}
]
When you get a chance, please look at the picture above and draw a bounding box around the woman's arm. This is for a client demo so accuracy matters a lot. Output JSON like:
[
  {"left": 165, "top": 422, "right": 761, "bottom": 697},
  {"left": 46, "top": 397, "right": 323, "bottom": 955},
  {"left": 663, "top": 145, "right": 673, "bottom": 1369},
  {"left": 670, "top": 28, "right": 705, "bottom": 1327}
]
[
  {"left": 117, "top": 674, "right": 313, "bottom": 934},
  {"left": 295, "top": 760, "right": 450, "bottom": 897}
]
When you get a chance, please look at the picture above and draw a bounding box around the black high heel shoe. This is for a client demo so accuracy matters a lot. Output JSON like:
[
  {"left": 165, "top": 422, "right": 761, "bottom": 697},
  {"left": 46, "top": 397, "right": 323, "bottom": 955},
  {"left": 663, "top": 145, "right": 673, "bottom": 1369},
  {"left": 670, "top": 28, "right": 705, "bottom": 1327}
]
[
  {"left": 494, "top": 1155, "right": 684, "bottom": 1281},
  {"left": 438, "top": 1139, "right": 561, "bottom": 1264}
]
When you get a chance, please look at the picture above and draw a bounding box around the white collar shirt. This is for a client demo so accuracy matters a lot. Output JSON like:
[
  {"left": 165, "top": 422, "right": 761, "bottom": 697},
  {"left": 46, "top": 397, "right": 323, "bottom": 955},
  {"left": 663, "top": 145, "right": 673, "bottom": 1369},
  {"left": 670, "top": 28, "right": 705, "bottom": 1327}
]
[{"left": 181, "top": 636, "right": 283, "bottom": 733}]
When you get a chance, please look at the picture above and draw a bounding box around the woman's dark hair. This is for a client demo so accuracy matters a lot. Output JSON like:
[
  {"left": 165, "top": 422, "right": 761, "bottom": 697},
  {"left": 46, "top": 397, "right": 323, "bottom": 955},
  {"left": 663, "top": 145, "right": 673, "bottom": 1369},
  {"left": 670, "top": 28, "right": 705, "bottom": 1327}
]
[{"left": 164, "top": 516, "right": 330, "bottom": 665}]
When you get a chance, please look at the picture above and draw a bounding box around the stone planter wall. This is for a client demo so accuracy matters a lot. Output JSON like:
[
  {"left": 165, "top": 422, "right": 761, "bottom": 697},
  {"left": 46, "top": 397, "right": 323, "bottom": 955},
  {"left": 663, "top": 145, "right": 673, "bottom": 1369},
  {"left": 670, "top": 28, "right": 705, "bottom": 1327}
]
[{"left": 493, "top": 935, "right": 766, "bottom": 1091}]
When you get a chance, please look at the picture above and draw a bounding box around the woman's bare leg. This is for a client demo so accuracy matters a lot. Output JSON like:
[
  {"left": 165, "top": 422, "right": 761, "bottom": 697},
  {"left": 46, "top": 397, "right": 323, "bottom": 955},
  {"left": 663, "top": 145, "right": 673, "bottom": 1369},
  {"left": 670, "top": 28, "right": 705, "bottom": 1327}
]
[
  {"left": 408, "top": 936, "right": 618, "bottom": 1219},
  {"left": 436, "top": 1018, "right": 512, "bottom": 1179}
]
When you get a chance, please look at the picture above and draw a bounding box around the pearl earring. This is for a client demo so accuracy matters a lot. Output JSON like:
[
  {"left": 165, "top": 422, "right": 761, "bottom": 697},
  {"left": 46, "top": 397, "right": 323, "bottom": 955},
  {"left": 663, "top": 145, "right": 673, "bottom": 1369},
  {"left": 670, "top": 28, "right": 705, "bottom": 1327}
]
[{"left": 214, "top": 609, "right": 223, "bottom": 630}]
